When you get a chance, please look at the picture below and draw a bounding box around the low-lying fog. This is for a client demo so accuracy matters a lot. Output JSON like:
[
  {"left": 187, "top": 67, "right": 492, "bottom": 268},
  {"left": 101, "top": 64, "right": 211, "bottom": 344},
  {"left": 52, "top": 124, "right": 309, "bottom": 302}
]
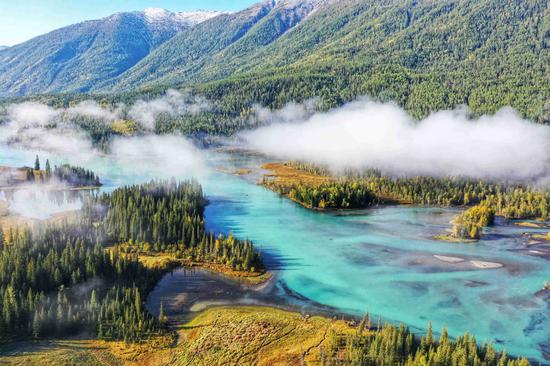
[
  {"left": 242, "top": 99, "right": 550, "bottom": 182},
  {"left": 0, "top": 187, "right": 83, "bottom": 220},
  {"left": 1, "top": 92, "right": 549, "bottom": 186}
]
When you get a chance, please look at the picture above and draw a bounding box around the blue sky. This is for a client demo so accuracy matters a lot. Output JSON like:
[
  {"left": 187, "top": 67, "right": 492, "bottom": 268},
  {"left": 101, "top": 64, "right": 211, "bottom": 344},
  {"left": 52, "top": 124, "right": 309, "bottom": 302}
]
[{"left": 0, "top": 0, "right": 258, "bottom": 46}]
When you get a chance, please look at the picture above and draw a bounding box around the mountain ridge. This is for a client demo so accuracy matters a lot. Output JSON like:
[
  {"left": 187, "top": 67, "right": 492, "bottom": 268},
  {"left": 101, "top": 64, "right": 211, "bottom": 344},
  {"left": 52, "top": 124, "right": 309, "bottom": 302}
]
[
  {"left": 107, "top": 0, "right": 549, "bottom": 122},
  {"left": 103, "top": 0, "right": 340, "bottom": 91},
  {"left": 0, "top": 9, "right": 221, "bottom": 96}
]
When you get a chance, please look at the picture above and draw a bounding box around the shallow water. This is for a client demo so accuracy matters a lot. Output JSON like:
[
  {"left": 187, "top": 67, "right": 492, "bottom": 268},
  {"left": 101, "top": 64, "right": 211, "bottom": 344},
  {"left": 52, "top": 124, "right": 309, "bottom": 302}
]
[
  {"left": 203, "top": 153, "right": 550, "bottom": 361},
  {"left": 0, "top": 146, "right": 549, "bottom": 361}
]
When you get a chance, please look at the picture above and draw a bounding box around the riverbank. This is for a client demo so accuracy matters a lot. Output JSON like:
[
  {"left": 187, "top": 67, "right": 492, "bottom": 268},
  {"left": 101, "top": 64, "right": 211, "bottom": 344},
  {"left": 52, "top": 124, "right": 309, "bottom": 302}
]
[
  {"left": 260, "top": 162, "right": 380, "bottom": 211},
  {"left": 144, "top": 264, "right": 353, "bottom": 327},
  {"left": 260, "top": 162, "right": 411, "bottom": 209},
  {"left": 261, "top": 162, "right": 329, "bottom": 186},
  {"left": 260, "top": 162, "right": 471, "bottom": 241},
  {"left": 131, "top": 251, "right": 271, "bottom": 286},
  {"left": 528, "top": 233, "right": 550, "bottom": 243},
  {"left": 434, "top": 233, "right": 477, "bottom": 243},
  {"left": 516, "top": 221, "right": 550, "bottom": 229},
  {"left": 259, "top": 162, "right": 549, "bottom": 244}
]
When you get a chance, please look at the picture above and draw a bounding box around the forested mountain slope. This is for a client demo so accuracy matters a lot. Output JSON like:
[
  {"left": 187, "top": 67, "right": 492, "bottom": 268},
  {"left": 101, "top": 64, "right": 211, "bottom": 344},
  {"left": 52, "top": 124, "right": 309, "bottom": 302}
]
[
  {"left": 110, "top": 0, "right": 550, "bottom": 122},
  {"left": 0, "top": 9, "right": 220, "bottom": 96},
  {"left": 104, "top": 0, "right": 337, "bottom": 91}
]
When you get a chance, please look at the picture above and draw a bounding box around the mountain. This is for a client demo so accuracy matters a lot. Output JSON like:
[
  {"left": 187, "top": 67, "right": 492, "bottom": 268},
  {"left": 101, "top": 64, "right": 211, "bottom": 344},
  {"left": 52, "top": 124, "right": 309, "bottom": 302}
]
[
  {"left": 0, "top": 46, "right": 8, "bottom": 51},
  {"left": 103, "top": 0, "right": 338, "bottom": 91},
  {"left": 105, "top": 0, "right": 549, "bottom": 122},
  {"left": 0, "top": 9, "right": 220, "bottom": 96},
  {"left": 1, "top": 0, "right": 549, "bottom": 123},
  {"left": 106, "top": 0, "right": 547, "bottom": 92}
]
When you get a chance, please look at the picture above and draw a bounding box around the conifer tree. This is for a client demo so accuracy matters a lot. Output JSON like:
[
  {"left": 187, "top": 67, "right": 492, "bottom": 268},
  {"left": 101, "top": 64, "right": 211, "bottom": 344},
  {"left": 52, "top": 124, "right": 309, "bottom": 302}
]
[
  {"left": 159, "top": 301, "right": 167, "bottom": 325},
  {"left": 45, "top": 159, "right": 51, "bottom": 178}
]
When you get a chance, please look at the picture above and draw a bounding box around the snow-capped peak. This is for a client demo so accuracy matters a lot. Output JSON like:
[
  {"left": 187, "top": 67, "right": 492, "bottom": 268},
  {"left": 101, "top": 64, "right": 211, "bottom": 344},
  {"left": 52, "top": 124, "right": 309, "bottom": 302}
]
[
  {"left": 143, "top": 8, "right": 171, "bottom": 20},
  {"left": 142, "top": 8, "right": 222, "bottom": 26}
]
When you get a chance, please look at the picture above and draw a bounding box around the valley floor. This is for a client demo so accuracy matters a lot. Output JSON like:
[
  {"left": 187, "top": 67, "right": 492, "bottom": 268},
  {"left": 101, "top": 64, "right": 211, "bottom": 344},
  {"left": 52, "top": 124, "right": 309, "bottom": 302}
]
[{"left": 0, "top": 306, "right": 353, "bottom": 366}]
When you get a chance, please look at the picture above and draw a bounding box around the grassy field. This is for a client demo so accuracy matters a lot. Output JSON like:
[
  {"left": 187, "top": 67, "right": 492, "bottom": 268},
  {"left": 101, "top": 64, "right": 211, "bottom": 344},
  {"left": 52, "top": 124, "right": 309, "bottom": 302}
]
[
  {"left": 0, "top": 334, "right": 175, "bottom": 366},
  {"left": 0, "top": 306, "right": 354, "bottom": 366},
  {"left": 174, "top": 306, "right": 353, "bottom": 366},
  {"left": 261, "top": 162, "right": 329, "bottom": 187},
  {"left": 0, "top": 339, "right": 118, "bottom": 366}
]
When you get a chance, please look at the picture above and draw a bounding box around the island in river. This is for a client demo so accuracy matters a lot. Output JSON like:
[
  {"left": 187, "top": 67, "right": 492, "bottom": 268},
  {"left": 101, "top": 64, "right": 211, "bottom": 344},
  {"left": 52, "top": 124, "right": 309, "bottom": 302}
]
[{"left": 260, "top": 161, "right": 550, "bottom": 243}]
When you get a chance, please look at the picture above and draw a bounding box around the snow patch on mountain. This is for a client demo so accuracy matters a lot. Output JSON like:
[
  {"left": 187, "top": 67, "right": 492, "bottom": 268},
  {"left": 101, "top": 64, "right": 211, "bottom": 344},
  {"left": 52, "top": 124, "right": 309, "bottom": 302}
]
[
  {"left": 142, "top": 8, "right": 222, "bottom": 27},
  {"left": 143, "top": 8, "right": 172, "bottom": 20},
  {"left": 269, "top": 0, "right": 339, "bottom": 20},
  {"left": 275, "top": 0, "right": 338, "bottom": 9},
  {"left": 176, "top": 10, "right": 225, "bottom": 25}
]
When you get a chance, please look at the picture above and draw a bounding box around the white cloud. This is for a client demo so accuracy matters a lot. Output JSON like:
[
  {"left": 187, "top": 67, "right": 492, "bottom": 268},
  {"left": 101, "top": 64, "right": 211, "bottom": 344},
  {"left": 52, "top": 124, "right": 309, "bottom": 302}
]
[
  {"left": 66, "top": 100, "right": 120, "bottom": 121},
  {"left": 0, "top": 89, "right": 211, "bottom": 157},
  {"left": 7, "top": 102, "right": 59, "bottom": 127},
  {"left": 242, "top": 100, "right": 550, "bottom": 181},
  {"left": 110, "top": 134, "right": 206, "bottom": 179},
  {"left": 128, "top": 89, "right": 209, "bottom": 130},
  {"left": 252, "top": 99, "right": 319, "bottom": 125}
]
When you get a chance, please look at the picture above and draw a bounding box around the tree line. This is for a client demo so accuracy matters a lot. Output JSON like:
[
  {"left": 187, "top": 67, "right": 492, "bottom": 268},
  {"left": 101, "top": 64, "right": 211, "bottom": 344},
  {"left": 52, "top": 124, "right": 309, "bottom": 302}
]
[
  {"left": 52, "top": 164, "right": 101, "bottom": 187},
  {"left": 263, "top": 178, "right": 380, "bottom": 209},
  {"left": 319, "top": 316, "right": 530, "bottom": 366},
  {"left": 264, "top": 161, "right": 550, "bottom": 239},
  {"left": 0, "top": 222, "right": 164, "bottom": 343},
  {"left": 26, "top": 155, "right": 101, "bottom": 187}
]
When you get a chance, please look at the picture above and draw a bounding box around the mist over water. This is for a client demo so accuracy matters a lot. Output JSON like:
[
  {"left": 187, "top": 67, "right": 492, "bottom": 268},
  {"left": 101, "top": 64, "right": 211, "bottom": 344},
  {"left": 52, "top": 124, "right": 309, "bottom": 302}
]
[
  {"left": 242, "top": 100, "right": 550, "bottom": 182},
  {"left": 109, "top": 134, "right": 207, "bottom": 179},
  {"left": 5, "top": 187, "right": 84, "bottom": 219}
]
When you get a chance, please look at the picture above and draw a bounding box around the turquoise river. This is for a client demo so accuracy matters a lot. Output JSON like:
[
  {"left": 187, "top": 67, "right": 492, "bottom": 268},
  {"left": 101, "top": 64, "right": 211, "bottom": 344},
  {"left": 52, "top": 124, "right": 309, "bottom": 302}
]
[{"left": 0, "top": 146, "right": 548, "bottom": 362}]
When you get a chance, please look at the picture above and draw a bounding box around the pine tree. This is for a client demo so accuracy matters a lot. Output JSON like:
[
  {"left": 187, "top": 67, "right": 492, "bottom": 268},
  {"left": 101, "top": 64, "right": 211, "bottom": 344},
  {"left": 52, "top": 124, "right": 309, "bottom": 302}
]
[
  {"left": 34, "top": 155, "right": 40, "bottom": 171},
  {"left": 32, "top": 310, "right": 40, "bottom": 339},
  {"left": 426, "top": 321, "right": 433, "bottom": 346},
  {"left": 134, "top": 288, "right": 141, "bottom": 315},
  {"left": 159, "top": 301, "right": 167, "bottom": 325},
  {"left": 90, "top": 289, "right": 97, "bottom": 310},
  {"left": 45, "top": 159, "right": 51, "bottom": 178}
]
